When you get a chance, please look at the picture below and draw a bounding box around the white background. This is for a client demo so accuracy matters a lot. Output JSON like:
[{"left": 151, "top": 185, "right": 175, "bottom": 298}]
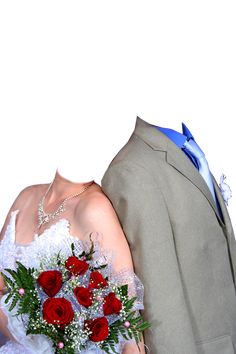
[{"left": 0, "top": 1, "right": 235, "bottom": 231}]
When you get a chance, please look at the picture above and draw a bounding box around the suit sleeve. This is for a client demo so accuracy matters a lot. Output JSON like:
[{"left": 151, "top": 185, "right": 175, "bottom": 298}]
[{"left": 101, "top": 162, "right": 198, "bottom": 354}]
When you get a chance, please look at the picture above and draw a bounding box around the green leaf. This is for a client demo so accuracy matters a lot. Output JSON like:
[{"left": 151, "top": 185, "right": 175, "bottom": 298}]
[
  {"left": 119, "top": 284, "right": 128, "bottom": 296},
  {"left": 93, "top": 264, "right": 107, "bottom": 270},
  {"left": 131, "top": 315, "right": 142, "bottom": 324},
  {"left": 124, "top": 296, "right": 137, "bottom": 311},
  {"left": 1, "top": 273, "right": 15, "bottom": 289},
  {"left": 9, "top": 294, "right": 19, "bottom": 311},
  {"left": 118, "top": 328, "right": 130, "bottom": 340},
  {"left": 133, "top": 330, "right": 139, "bottom": 344},
  {"left": 78, "top": 251, "right": 86, "bottom": 257},
  {"left": 4, "top": 292, "right": 12, "bottom": 304},
  {"left": 3, "top": 268, "right": 20, "bottom": 283},
  {"left": 71, "top": 242, "right": 75, "bottom": 256},
  {"left": 125, "top": 312, "right": 136, "bottom": 321},
  {"left": 86, "top": 233, "right": 95, "bottom": 260},
  {"left": 110, "top": 345, "right": 119, "bottom": 353},
  {"left": 136, "top": 321, "right": 152, "bottom": 331}
]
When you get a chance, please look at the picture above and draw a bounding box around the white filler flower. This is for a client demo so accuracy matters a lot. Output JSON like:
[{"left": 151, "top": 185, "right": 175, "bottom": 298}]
[{"left": 219, "top": 174, "right": 232, "bottom": 206}]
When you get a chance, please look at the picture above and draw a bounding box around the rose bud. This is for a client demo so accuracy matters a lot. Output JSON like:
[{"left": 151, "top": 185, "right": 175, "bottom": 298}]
[
  {"left": 65, "top": 256, "right": 89, "bottom": 276},
  {"left": 84, "top": 317, "right": 109, "bottom": 342},
  {"left": 103, "top": 292, "right": 122, "bottom": 315},
  {"left": 88, "top": 271, "right": 108, "bottom": 289},
  {"left": 73, "top": 286, "right": 93, "bottom": 308}
]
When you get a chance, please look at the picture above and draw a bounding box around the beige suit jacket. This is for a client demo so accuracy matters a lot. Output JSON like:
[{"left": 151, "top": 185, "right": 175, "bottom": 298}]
[{"left": 101, "top": 116, "right": 236, "bottom": 354}]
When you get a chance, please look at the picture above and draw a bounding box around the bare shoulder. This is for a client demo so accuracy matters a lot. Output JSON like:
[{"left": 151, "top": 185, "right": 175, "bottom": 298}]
[
  {"left": 74, "top": 184, "right": 133, "bottom": 273},
  {"left": 10, "top": 183, "right": 48, "bottom": 210},
  {"left": 75, "top": 184, "right": 118, "bottom": 223},
  {"left": 0, "top": 183, "right": 48, "bottom": 240}
]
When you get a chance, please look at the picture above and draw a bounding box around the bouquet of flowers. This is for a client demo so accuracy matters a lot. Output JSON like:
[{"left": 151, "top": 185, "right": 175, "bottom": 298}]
[{"left": 1, "top": 234, "right": 150, "bottom": 353}]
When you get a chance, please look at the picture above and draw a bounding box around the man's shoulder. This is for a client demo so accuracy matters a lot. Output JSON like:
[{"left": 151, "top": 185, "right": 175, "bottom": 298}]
[{"left": 104, "top": 132, "right": 166, "bottom": 172}]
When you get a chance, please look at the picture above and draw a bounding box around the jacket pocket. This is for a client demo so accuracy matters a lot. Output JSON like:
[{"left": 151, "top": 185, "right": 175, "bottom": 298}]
[{"left": 196, "top": 334, "right": 234, "bottom": 354}]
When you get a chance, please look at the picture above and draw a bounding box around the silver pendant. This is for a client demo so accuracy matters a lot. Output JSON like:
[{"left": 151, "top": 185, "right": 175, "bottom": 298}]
[{"left": 38, "top": 200, "right": 66, "bottom": 228}]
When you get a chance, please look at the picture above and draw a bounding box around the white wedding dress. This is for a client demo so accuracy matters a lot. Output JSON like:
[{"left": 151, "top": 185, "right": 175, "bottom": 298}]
[{"left": 0, "top": 210, "right": 144, "bottom": 354}]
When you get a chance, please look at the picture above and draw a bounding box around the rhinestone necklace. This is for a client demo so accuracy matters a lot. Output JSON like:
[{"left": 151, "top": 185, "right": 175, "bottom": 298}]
[{"left": 38, "top": 179, "right": 94, "bottom": 228}]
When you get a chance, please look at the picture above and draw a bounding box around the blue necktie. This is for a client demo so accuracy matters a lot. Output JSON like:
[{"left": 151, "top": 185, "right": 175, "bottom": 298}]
[
  {"left": 156, "top": 123, "right": 223, "bottom": 220},
  {"left": 183, "top": 138, "right": 217, "bottom": 206}
]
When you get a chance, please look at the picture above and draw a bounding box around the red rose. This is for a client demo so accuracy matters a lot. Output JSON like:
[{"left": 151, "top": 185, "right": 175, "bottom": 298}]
[
  {"left": 84, "top": 317, "right": 109, "bottom": 342},
  {"left": 103, "top": 292, "right": 122, "bottom": 315},
  {"left": 42, "top": 297, "right": 74, "bottom": 330},
  {"left": 73, "top": 286, "right": 93, "bottom": 308},
  {"left": 65, "top": 256, "right": 89, "bottom": 276},
  {"left": 88, "top": 271, "right": 108, "bottom": 289},
  {"left": 37, "top": 270, "right": 62, "bottom": 297}
]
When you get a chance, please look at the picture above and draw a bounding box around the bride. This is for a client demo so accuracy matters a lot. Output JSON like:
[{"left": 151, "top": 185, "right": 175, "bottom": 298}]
[{"left": 0, "top": 167, "right": 146, "bottom": 353}]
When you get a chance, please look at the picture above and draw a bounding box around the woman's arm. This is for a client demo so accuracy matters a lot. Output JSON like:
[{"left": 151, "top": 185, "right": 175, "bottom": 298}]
[
  {"left": 122, "top": 334, "right": 145, "bottom": 354},
  {"left": 0, "top": 293, "right": 19, "bottom": 341},
  {"left": 0, "top": 208, "right": 17, "bottom": 341},
  {"left": 76, "top": 190, "right": 146, "bottom": 353},
  {"left": 0, "top": 185, "right": 34, "bottom": 342}
]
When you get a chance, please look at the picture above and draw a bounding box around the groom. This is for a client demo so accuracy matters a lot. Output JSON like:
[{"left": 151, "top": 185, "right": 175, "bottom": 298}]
[{"left": 101, "top": 116, "right": 236, "bottom": 354}]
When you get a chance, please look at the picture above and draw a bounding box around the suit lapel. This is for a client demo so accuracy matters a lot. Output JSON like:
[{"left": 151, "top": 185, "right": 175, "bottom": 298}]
[
  {"left": 166, "top": 140, "right": 225, "bottom": 227},
  {"left": 134, "top": 116, "right": 225, "bottom": 227},
  {"left": 134, "top": 116, "right": 236, "bottom": 286}
]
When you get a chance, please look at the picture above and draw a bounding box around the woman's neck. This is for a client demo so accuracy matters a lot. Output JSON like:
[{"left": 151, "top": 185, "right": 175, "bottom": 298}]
[{"left": 46, "top": 169, "right": 94, "bottom": 205}]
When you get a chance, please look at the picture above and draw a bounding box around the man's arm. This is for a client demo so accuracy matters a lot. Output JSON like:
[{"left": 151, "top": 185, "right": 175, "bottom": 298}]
[{"left": 101, "top": 161, "right": 198, "bottom": 354}]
